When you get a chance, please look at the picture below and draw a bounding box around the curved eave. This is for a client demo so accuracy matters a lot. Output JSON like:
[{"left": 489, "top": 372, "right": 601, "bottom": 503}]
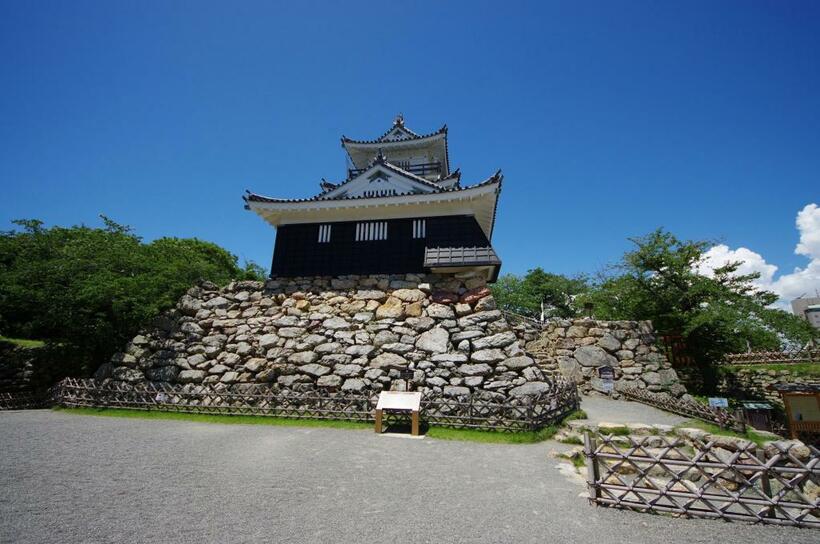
[
  {"left": 340, "top": 125, "right": 446, "bottom": 146},
  {"left": 341, "top": 131, "right": 450, "bottom": 174},
  {"left": 246, "top": 176, "right": 501, "bottom": 239}
]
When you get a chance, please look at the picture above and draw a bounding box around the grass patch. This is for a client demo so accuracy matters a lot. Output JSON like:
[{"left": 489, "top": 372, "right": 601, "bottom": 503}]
[
  {"left": 56, "top": 407, "right": 588, "bottom": 445},
  {"left": 425, "top": 409, "right": 587, "bottom": 445},
  {"left": 563, "top": 409, "right": 588, "bottom": 421},
  {"left": 0, "top": 336, "right": 46, "bottom": 349},
  {"left": 719, "top": 363, "right": 820, "bottom": 378},
  {"left": 426, "top": 424, "right": 560, "bottom": 444},
  {"left": 678, "top": 419, "right": 772, "bottom": 447},
  {"left": 571, "top": 455, "right": 587, "bottom": 469}
]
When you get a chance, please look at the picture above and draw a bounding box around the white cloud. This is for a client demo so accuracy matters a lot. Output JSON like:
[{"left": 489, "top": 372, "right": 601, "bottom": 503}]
[
  {"left": 696, "top": 203, "right": 820, "bottom": 308},
  {"left": 795, "top": 203, "right": 820, "bottom": 259}
]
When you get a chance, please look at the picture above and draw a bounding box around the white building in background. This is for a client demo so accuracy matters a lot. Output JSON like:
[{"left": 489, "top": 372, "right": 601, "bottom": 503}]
[{"left": 791, "top": 296, "right": 820, "bottom": 330}]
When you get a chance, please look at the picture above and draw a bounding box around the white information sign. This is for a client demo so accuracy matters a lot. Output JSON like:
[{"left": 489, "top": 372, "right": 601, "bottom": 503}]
[
  {"left": 708, "top": 397, "right": 729, "bottom": 409},
  {"left": 376, "top": 391, "right": 422, "bottom": 412}
]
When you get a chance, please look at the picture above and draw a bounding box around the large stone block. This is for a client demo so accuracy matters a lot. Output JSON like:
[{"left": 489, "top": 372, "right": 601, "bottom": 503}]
[
  {"left": 341, "top": 378, "right": 367, "bottom": 392},
  {"left": 471, "top": 349, "right": 506, "bottom": 363},
  {"left": 460, "top": 287, "right": 491, "bottom": 304},
  {"left": 317, "top": 375, "right": 342, "bottom": 388},
  {"left": 574, "top": 345, "right": 617, "bottom": 367},
  {"left": 202, "top": 296, "right": 230, "bottom": 309},
  {"left": 298, "top": 364, "right": 331, "bottom": 377},
  {"left": 597, "top": 335, "right": 621, "bottom": 352},
  {"left": 376, "top": 297, "right": 405, "bottom": 319},
  {"left": 370, "top": 353, "right": 408, "bottom": 369},
  {"left": 178, "top": 369, "right": 206, "bottom": 383},
  {"left": 471, "top": 331, "right": 517, "bottom": 351},
  {"left": 458, "top": 363, "right": 493, "bottom": 376},
  {"left": 322, "top": 317, "right": 350, "bottom": 330},
  {"left": 500, "top": 356, "right": 532, "bottom": 370},
  {"left": 415, "top": 327, "right": 450, "bottom": 353},
  {"left": 509, "top": 382, "right": 551, "bottom": 397},
  {"left": 112, "top": 367, "right": 144, "bottom": 383},
  {"left": 426, "top": 303, "right": 455, "bottom": 319},
  {"left": 354, "top": 289, "right": 388, "bottom": 302},
  {"left": 334, "top": 364, "right": 363, "bottom": 377},
  {"left": 288, "top": 351, "right": 319, "bottom": 364},
  {"left": 392, "top": 289, "right": 426, "bottom": 303}
]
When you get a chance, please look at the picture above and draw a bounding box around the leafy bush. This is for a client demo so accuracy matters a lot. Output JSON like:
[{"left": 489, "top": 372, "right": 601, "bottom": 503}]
[
  {"left": 578, "top": 229, "right": 817, "bottom": 365},
  {"left": 0, "top": 217, "right": 265, "bottom": 375}
]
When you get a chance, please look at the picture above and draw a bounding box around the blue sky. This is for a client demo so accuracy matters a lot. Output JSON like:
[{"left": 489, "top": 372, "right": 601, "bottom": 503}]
[{"left": 1, "top": 1, "right": 818, "bottom": 294}]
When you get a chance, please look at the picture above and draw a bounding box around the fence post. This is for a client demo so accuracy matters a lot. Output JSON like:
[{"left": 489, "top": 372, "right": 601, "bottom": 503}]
[
  {"left": 583, "top": 431, "right": 600, "bottom": 503},
  {"left": 756, "top": 446, "right": 775, "bottom": 519},
  {"left": 735, "top": 408, "right": 747, "bottom": 434}
]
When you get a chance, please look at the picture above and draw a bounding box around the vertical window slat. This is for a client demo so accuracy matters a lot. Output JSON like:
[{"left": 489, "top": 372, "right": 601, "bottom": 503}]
[
  {"left": 412, "top": 219, "right": 426, "bottom": 239},
  {"left": 317, "top": 224, "right": 332, "bottom": 243}
]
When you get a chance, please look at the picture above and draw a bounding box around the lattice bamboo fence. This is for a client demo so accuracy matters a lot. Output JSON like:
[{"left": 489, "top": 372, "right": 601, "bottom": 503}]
[
  {"left": 33, "top": 378, "right": 579, "bottom": 432},
  {"left": 618, "top": 385, "right": 746, "bottom": 433},
  {"left": 0, "top": 391, "right": 48, "bottom": 410},
  {"left": 723, "top": 348, "right": 820, "bottom": 366},
  {"left": 584, "top": 431, "right": 820, "bottom": 528}
]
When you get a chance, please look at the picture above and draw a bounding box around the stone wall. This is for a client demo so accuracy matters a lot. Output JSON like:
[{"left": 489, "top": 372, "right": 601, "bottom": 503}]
[
  {"left": 524, "top": 319, "right": 686, "bottom": 397},
  {"left": 0, "top": 342, "right": 37, "bottom": 393},
  {"left": 95, "top": 274, "right": 554, "bottom": 400},
  {"left": 716, "top": 365, "right": 818, "bottom": 409}
]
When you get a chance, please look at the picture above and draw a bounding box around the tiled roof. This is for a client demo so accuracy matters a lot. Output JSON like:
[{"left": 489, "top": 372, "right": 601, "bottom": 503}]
[
  {"left": 341, "top": 119, "right": 447, "bottom": 145},
  {"left": 244, "top": 168, "right": 501, "bottom": 205}
]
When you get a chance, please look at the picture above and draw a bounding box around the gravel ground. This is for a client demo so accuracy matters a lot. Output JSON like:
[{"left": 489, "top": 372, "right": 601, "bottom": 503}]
[
  {"left": 581, "top": 395, "right": 689, "bottom": 426},
  {"left": 0, "top": 410, "right": 815, "bottom": 544}
]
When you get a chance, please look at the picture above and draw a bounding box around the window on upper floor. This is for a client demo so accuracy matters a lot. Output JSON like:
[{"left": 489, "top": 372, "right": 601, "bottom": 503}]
[
  {"left": 355, "top": 221, "right": 387, "bottom": 241},
  {"left": 412, "top": 219, "right": 426, "bottom": 239},
  {"left": 317, "top": 224, "right": 332, "bottom": 243}
]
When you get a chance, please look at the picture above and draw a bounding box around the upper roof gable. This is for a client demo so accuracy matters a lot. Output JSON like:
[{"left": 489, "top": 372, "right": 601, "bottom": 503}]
[
  {"left": 341, "top": 114, "right": 447, "bottom": 146},
  {"left": 318, "top": 157, "right": 442, "bottom": 200}
]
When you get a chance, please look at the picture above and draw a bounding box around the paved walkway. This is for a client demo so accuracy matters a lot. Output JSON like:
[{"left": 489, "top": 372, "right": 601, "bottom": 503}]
[
  {"left": 0, "top": 411, "right": 814, "bottom": 544},
  {"left": 580, "top": 394, "right": 688, "bottom": 426}
]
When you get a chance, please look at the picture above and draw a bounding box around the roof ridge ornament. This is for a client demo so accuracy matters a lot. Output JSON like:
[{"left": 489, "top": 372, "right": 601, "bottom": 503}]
[{"left": 393, "top": 113, "right": 404, "bottom": 127}]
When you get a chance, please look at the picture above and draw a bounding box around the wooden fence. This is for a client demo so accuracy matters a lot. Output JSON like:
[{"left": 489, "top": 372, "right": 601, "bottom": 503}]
[
  {"left": 11, "top": 378, "right": 580, "bottom": 432},
  {"left": 584, "top": 431, "right": 820, "bottom": 528},
  {"left": 723, "top": 348, "right": 820, "bottom": 366},
  {"left": 618, "top": 385, "right": 746, "bottom": 433},
  {"left": 0, "top": 391, "right": 48, "bottom": 410}
]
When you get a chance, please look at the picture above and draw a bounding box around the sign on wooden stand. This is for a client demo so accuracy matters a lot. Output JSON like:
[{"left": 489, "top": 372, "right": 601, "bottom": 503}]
[{"left": 374, "top": 391, "right": 422, "bottom": 436}]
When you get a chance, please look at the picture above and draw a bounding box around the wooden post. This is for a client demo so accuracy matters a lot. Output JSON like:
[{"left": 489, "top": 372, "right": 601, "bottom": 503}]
[
  {"left": 583, "top": 431, "right": 600, "bottom": 502},
  {"left": 756, "top": 447, "right": 775, "bottom": 518},
  {"left": 735, "top": 408, "right": 747, "bottom": 434},
  {"left": 374, "top": 408, "right": 383, "bottom": 434},
  {"left": 411, "top": 410, "right": 419, "bottom": 436}
]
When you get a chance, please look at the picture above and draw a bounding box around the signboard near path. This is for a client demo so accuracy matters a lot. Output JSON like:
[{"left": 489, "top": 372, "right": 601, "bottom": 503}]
[
  {"left": 708, "top": 397, "right": 729, "bottom": 409},
  {"left": 375, "top": 391, "right": 422, "bottom": 436}
]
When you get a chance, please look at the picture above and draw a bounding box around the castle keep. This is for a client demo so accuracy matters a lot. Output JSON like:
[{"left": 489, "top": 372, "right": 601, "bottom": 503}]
[
  {"left": 244, "top": 115, "right": 503, "bottom": 281},
  {"left": 94, "top": 118, "right": 684, "bottom": 401}
]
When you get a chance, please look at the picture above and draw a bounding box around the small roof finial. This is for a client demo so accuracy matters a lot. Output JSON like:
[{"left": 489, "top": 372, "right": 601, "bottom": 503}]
[{"left": 394, "top": 113, "right": 404, "bottom": 126}]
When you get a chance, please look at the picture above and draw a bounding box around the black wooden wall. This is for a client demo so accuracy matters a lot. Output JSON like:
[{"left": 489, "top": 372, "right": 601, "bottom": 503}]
[{"left": 270, "top": 215, "right": 490, "bottom": 277}]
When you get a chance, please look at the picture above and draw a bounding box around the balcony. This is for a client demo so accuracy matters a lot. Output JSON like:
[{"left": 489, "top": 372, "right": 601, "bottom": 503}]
[
  {"left": 424, "top": 246, "right": 501, "bottom": 268},
  {"left": 349, "top": 161, "right": 442, "bottom": 179}
]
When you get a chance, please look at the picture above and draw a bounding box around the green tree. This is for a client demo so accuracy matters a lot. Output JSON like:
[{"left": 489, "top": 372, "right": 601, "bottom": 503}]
[
  {"left": 0, "top": 217, "right": 266, "bottom": 377},
  {"left": 578, "top": 229, "right": 817, "bottom": 364},
  {"left": 491, "top": 268, "right": 588, "bottom": 318}
]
